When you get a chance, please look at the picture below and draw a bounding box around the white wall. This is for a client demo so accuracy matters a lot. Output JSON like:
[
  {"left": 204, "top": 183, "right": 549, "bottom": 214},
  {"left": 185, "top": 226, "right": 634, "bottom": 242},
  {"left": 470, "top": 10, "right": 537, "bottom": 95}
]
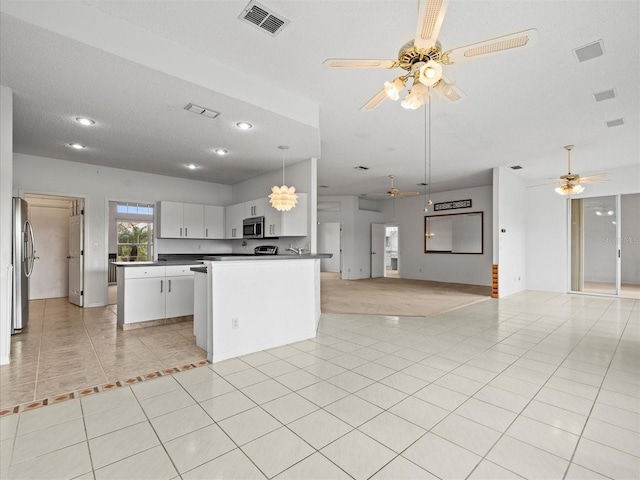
[
  {"left": 526, "top": 164, "right": 640, "bottom": 292},
  {"left": 381, "top": 186, "right": 493, "bottom": 286},
  {"left": 0, "top": 86, "right": 13, "bottom": 364},
  {"left": 493, "top": 167, "right": 527, "bottom": 297},
  {"left": 13, "top": 153, "right": 233, "bottom": 307},
  {"left": 317, "top": 196, "right": 384, "bottom": 279}
]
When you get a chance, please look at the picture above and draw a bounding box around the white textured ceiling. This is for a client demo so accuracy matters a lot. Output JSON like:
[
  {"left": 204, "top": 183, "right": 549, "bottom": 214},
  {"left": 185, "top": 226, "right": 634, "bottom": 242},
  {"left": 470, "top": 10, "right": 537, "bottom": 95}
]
[{"left": 1, "top": 1, "right": 638, "bottom": 197}]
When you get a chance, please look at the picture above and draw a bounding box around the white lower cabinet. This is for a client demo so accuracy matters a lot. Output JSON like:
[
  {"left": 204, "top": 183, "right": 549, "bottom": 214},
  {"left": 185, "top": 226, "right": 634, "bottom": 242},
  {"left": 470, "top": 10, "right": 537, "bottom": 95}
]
[
  {"left": 165, "top": 266, "right": 195, "bottom": 318},
  {"left": 117, "top": 265, "right": 194, "bottom": 326}
]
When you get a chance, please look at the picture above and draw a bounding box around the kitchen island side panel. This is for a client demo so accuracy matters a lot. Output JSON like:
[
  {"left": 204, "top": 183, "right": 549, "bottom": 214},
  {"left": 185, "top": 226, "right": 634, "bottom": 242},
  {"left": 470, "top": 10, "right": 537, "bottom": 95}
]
[{"left": 207, "top": 259, "right": 319, "bottom": 363}]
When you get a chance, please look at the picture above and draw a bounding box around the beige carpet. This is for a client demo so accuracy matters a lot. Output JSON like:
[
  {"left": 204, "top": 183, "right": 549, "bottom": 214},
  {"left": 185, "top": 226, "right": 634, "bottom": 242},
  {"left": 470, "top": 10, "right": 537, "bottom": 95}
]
[{"left": 321, "top": 272, "right": 492, "bottom": 317}]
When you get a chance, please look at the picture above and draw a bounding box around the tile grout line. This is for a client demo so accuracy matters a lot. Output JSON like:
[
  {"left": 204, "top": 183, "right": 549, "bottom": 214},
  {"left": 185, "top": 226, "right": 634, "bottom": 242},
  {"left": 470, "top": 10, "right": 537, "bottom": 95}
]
[{"left": 560, "top": 301, "right": 636, "bottom": 480}]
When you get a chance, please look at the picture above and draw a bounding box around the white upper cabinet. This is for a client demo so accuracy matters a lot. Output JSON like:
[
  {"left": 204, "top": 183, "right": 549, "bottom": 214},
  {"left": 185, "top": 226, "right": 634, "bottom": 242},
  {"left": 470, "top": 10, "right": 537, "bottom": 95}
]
[
  {"left": 183, "top": 203, "right": 204, "bottom": 238},
  {"left": 158, "top": 193, "right": 307, "bottom": 240},
  {"left": 245, "top": 198, "right": 266, "bottom": 218},
  {"left": 204, "top": 205, "right": 225, "bottom": 239},
  {"left": 225, "top": 203, "right": 245, "bottom": 239},
  {"left": 157, "top": 201, "right": 204, "bottom": 238},
  {"left": 157, "top": 201, "right": 184, "bottom": 238}
]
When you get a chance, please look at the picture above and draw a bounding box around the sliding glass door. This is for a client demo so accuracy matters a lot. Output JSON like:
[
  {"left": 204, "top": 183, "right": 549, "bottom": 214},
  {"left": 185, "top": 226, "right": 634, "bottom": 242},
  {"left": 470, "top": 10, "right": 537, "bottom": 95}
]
[{"left": 570, "top": 195, "right": 619, "bottom": 295}]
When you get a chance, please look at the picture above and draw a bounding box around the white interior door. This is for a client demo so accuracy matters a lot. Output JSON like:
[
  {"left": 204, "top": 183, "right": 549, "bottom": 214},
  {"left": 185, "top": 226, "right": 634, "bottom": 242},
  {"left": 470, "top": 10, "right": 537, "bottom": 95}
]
[
  {"left": 371, "top": 223, "right": 386, "bottom": 278},
  {"left": 69, "top": 201, "right": 84, "bottom": 306},
  {"left": 318, "top": 223, "right": 341, "bottom": 272}
]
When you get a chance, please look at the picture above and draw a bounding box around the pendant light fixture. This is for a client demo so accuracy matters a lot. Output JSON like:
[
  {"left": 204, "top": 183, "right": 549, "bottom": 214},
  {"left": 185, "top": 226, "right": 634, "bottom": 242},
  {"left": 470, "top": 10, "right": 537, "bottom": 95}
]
[{"left": 269, "top": 145, "right": 298, "bottom": 211}]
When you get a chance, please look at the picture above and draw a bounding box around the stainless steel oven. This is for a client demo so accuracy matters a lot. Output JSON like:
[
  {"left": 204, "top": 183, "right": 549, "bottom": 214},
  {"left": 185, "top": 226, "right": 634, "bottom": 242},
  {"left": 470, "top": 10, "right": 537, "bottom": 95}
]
[{"left": 243, "top": 216, "right": 264, "bottom": 239}]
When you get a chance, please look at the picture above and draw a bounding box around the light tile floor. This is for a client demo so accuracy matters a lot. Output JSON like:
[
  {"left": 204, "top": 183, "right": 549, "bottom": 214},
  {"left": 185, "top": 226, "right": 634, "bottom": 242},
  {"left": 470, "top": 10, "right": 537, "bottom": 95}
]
[
  {"left": 1, "top": 298, "right": 205, "bottom": 408},
  {"left": 1, "top": 290, "right": 639, "bottom": 479}
]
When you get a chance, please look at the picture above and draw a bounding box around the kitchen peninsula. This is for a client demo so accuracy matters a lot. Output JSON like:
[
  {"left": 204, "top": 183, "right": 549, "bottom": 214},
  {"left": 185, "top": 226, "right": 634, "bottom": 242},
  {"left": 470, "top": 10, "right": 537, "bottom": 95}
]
[{"left": 195, "top": 253, "right": 331, "bottom": 363}]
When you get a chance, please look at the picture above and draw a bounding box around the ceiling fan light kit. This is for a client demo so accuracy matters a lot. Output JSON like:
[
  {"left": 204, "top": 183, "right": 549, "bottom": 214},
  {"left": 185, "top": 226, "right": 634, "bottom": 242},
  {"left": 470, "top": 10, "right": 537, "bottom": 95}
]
[{"left": 324, "top": 0, "right": 537, "bottom": 111}]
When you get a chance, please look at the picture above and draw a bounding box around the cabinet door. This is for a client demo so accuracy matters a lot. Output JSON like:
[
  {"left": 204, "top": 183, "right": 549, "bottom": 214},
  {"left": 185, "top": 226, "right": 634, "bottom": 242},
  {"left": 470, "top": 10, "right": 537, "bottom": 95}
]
[
  {"left": 281, "top": 193, "right": 308, "bottom": 236},
  {"left": 225, "top": 203, "right": 245, "bottom": 239},
  {"left": 158, "top": 201, "right": 184, "bottom": 238},
  {"left": 183, "top": 203, "right": 204, "bottom": 238},
  {"left": 245, "top": 198, "right": 266, "bottom": 218},
  {"left": 204, "top": 205, "right": 224, "bottom": 239},
  {"left": 165, "top": 275, "right": 195, "bottom": 318},
  {"left": 124, "top": 278, "right": 166, "bottom": 322},
  {"left": 263, "top": 205, "right": 281, "bottom": 237}
]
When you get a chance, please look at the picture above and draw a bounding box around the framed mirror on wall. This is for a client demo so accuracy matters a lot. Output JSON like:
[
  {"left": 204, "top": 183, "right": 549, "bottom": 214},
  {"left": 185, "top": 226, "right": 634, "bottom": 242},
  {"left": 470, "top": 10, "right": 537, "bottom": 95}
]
[{"left": 424, "top": 212, "right": 483, "bottom": 254}]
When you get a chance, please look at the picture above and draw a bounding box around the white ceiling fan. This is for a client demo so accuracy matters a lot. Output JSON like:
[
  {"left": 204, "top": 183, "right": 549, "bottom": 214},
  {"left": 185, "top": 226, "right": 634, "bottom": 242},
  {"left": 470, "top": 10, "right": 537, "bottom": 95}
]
[
  {"left": 323, "top": 0, "right": 538, "bottom": 110},
  {"left": 530, "top": 145, "right": 608, "bottom": 195},
  {"left": 373, "top": 175, "right": 420, "bottom": 199}
]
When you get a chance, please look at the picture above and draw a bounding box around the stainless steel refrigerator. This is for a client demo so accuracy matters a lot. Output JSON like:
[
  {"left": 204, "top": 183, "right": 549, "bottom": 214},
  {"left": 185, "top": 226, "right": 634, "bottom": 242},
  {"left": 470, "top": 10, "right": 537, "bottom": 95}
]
[{"left": 12, "top": 197, "right": 36, "bottom": 334}]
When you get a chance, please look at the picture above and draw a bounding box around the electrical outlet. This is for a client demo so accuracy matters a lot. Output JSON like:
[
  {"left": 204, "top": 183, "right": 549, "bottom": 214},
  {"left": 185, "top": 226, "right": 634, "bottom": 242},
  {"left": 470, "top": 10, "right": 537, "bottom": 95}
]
[{"left": 232, "top": 317, "right": 239, "bottom": 329}]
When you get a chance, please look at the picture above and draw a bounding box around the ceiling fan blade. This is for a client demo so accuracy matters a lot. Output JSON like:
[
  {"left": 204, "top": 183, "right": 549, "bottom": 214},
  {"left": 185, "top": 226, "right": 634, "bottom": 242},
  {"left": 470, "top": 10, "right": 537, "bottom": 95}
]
[
  {"left": 323, "top": 59, "right": 397, "bottom": 69},
  {"left": 578, "top": 179, "right": 609, "bottom": 184},
  {"left": 360, "top": 87, "right": 389, "bottom": 111},
  {"left": 577, "top": 173, "right": 608, "bottom": 181},
  {"left": 414, "top": 0, "right": 449, "bottom": 49},
  {"left": 443, "top": 28, "right": 538, "bottom": 65},
  {"left": 399, "top": 192, "right": 420, "bottom": 196},
  {"left": 527, "top": 182, "right": 558, "bottom": 188},
  {"left": 432, "top": 77, "right": 464, "bottom": 102}
]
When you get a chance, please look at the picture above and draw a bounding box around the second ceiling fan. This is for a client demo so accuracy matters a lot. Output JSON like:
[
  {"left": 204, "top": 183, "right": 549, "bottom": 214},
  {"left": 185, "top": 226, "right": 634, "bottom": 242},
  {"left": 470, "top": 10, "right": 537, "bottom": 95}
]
[{"left": 324, "top": 0, "right": 538, "bottom": 110}]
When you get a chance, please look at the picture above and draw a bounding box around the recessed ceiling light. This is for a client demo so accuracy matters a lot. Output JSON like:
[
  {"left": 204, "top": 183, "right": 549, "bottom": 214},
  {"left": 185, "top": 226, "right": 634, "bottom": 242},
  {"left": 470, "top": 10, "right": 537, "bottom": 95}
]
[
  {"left": 213, "top": 148, "right": 228, "bottom": 156},
  {"left": 68, "top": 143, "right": 85, "bottom": 149},
  {"left": 186, "top": 163, "right": 199, "bottom": 170},
  {"left": 75, "top": 117, "right": 95, "bottom": 126},
  {"left": 236, "top": 122, "right": 253, "bottom": 130}
]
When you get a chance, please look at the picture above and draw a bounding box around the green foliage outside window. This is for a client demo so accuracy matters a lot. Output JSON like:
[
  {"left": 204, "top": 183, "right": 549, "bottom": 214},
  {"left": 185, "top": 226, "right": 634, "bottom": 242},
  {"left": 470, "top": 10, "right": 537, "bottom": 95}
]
[{"left": 117, "top": 222, "right": 152, "bottom": 262}]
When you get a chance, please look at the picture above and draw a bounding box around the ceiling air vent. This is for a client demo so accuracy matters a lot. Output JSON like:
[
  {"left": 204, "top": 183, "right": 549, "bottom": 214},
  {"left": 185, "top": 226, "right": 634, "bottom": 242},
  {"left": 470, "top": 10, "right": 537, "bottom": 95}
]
[
  {"left": 606, "top": 118, "right": 624, "bottom": 128},
  {"left": 184, "top": 103, "right": 220, "bottom": 119},
  {"left": 593, "top": 89, "right": 616, "bottom": 102},
  {"left": 573, "top": 40, "right": 604, "bottom": 63},
  {"left": 239, "top": 1, "right": 290, "bottom": 37}
]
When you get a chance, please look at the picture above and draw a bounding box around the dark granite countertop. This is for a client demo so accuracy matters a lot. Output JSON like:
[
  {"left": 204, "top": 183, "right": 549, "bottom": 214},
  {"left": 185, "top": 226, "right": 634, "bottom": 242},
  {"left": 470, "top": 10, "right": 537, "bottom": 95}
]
[{"left": 203, "top": 254, "right": 332, "bottom": 261}]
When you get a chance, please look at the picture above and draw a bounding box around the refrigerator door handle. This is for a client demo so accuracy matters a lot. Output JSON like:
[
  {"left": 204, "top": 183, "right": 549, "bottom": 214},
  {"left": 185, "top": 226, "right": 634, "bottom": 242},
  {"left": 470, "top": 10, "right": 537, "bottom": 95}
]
[{"left": 25, "top": 220, "right": 36, "bottom": 277}]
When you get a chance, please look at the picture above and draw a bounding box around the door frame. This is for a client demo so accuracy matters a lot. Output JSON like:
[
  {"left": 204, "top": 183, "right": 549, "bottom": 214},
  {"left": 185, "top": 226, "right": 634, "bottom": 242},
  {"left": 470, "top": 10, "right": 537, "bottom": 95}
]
[
  {"left": 104, "top": 197, "right": 158, "bottom": 306},
  {"left": 568, "top": 194, "right": 622, "bottom": 297},
  {"left": 19, "top": 189, "right": 86, "bottom": 305},
  {"left": 371, "top": 223, "right": 386, "bottom": 278}
]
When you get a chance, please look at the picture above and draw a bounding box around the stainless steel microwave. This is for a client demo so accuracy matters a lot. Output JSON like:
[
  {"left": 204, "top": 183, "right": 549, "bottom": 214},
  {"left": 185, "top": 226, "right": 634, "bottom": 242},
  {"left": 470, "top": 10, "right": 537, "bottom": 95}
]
[{"left": 243, "top": 216, "right": 264, "bottom": 239}]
